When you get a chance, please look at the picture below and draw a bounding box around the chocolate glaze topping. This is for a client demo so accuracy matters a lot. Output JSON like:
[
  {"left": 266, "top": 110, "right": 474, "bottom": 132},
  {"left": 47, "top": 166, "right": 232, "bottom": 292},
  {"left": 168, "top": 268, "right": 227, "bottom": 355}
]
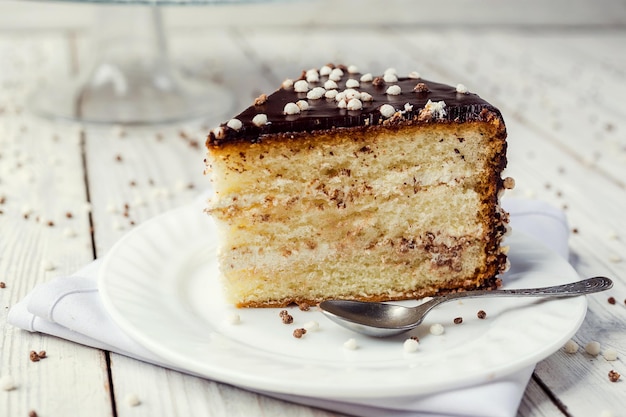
[{"left": 207, "top": 66, "right": 504, "bottom": 146}]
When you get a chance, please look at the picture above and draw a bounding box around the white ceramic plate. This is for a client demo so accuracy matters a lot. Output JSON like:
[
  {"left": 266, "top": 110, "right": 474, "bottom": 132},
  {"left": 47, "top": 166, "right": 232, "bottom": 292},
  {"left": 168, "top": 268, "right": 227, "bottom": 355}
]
[{"left": 99, "top": 203, "right": 586, "bottom": 399}]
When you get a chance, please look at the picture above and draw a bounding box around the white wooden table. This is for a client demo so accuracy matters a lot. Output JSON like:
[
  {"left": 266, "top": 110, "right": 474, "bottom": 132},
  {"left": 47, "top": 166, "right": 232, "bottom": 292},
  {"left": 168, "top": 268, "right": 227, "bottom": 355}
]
[{"left": 1, "top": 1, "right": 626, "bottom": 416}]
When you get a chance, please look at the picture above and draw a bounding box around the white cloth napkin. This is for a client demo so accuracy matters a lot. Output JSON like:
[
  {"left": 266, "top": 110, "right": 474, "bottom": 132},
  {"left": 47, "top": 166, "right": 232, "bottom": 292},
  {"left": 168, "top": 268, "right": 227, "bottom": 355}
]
[{"left": 8, "top": 198, "right": 570, "bottom": 417}]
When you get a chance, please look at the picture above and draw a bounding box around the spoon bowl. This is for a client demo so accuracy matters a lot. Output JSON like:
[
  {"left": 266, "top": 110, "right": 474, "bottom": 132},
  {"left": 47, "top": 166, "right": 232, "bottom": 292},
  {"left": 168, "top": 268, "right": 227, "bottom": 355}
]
[{"left": 319, "top": 276, "right": 613, "bottom": 337}]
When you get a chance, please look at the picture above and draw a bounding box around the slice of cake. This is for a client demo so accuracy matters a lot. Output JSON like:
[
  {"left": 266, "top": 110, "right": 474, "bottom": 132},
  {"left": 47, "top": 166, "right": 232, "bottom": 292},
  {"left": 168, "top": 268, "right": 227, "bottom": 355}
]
[{"left": 205, "top": 64, "right": 512, "bottom": 308}]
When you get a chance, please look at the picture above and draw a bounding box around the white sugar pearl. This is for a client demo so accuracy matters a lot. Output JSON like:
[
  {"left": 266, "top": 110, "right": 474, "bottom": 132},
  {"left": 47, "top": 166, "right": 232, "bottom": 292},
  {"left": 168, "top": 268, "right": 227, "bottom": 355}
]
[
  {"left": 347, "top": 65, "right": 359, "bottom": 74},
  {"left": 347, "top": 99, "right": 363, "bottom": 111},
  {"left": 226, "top": 118, "right": 242, "bottom": 131},
  {"left": 360, "top": 73, "right": 373, "bottom": 82},
  {"left": 345, "top": 79, "right": 360, "bottom": 88},
  {"left": 329, "top": 68, "right": 344, "bottom": 81},
  {"left": 343, "top": 338, "right": 358, "bottom": 350},
  {"left": 324, "top": 89, "right": 338, "bottom": 99},
  {"left": 585, "top": 341, "right": 601, "bottom": 356},
  {"left": 404, "top": 103, "right": 414, "bottom": 112},
  {"left": 403, "top": 338, "right": 419, "bottom": 353},
  {"left": 303, "top": 321, "right": 319, "bottom": 331},
  {"left": 0, "top": 375, "right": 16, "bottom": 391},
  {"left": 225, "top": 313, "right": 241, "bottom": 325},
  {"left": 281, "top": 78, "right": 294, "bottom": 89},
  {"left": 408, "top": 71, "right": 421, "bottom": 79},
  {"left": 283, "top": 102, "right": 301, "bottom": 115},
  {"left": 252, "top": 114, "right": 268, "bottom": 127},
  {"left": 456, "top": 83, "right": 469, "bottom": 94},
  {"left": 306, "top": 87, "right": 326, "bottom": 100},
  {"left": 379, "top": 104, "right": 396, "bottom": 118},
  {"left": 563, "top": 339, "right": 579, "bottom": 354},
  {"left": 293, "top": 80, "right": 309, "bottom": 93},
  {"left": 383, "top": 73, "right": 398, "bottom": 83},
  {"left": 125, "top": 393, "right": 141, "bottom": 407},
  {"left": 305, "top": 69, "right": 319, "bottom": 83},
  {"left": 360, "top": 92, "right": 373, "bottom": 102},
  {"left": 319, "top": 65, "right": 332, "bottom": 76},
  {"left": 324, "top": 80, "right": 338, "bottom": 90},
  {"left": 429, "top": 323, "right": 445, "bottom": 336},
  {"left": 386, "top": 85, "right": 401, "bottom": 95},
  {"left": 296, "top": 100, "right": 309, "bottom": 111},
  {"left": 42, "top": 260, "right": 55, "bottom": 271},
  {"left": 603, "top": 347, "right": 618, "bottom": 361},
  {"left": 344, "top": 89, "right": 361, "bottom": 100}
]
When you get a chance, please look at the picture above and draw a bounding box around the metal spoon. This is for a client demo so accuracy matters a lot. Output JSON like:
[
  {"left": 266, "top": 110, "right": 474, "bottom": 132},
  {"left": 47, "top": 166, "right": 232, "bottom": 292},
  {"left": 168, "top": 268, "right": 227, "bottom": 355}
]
[{"left": 319, "top": 276, "right": 613, "bottom": 337}]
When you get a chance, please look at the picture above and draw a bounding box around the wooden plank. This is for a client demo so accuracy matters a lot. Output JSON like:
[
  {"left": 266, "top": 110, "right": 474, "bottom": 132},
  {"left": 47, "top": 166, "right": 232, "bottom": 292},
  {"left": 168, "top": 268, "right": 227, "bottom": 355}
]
[
  {"left": 2, "top": 0, "right": 626, "bottom": 31},
  {"left": 0, "top": 34, "right": 114, "bottom": 417}
]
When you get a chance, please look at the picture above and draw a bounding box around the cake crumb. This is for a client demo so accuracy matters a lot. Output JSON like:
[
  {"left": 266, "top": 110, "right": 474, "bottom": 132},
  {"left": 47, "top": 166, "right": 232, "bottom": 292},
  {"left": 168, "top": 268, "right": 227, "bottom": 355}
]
[
  {"left": 125, "top": 393, "right": 141, "bottom": 406},
  {"left": 403, "top": 338, "right": 419, "bottom": 353},
  {"left": 477, "top": 310, "right": 487, "bottom": 319},
  {"left": 293, "top": 328, "right": 307, "bottom": 338},
  {"left": 453, "top": 317, "right": 463, "bottom": 324},
  {"left": 0, "top": 375, "right": 16, "bottom": 391},
  {"left": 0, "top": 282, "right": 5, "bottom": 288},
  {"left": 254, "top": 94, "right": 268, "bottom": 106},
  {"left": 279, "top": 310, "right": 293, "bottom": 324},
  {"left": 343, "top": 338, "right": 358, "bottom": 350},
  {"left": 298, "top": 302, "right": 310, "bottom": 311},
  {"left": 603, "top": 348, "right": 618, "bottom": 361},
  {"left": 585, "top": 341, "right": 601, "bottom": 356},
  {"left": 29, "top": 351, "right": 46, "bottom": 362},
  {"left": 429, "top": 323, "right": 445, "bottom": 336},
  {"left": 28, "top": 410, "right": 38, "bottom": 417},
  {"left": 608, "top": 370, "right": 621, "bottom": 382},
  {"left": 607, "top": 296, "right": 616, "bottom": 305},
  {"left": 563, "top": 339, "right": 579, "bottom": 354},
  {"left": 413, "top": 83, "right": 429, "bottom": 93}
]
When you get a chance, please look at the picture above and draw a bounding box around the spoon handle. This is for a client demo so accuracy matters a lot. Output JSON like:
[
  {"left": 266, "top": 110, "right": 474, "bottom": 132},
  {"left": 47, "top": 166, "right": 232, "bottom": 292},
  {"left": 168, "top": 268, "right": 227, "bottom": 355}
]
[{"left": 443, "top": 276, "right": 613, "bottom": 301}]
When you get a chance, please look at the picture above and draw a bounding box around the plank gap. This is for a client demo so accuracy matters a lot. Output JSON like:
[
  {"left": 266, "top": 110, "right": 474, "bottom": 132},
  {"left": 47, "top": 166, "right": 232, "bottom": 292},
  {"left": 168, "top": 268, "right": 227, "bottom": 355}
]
[
  {"left": 531, "top": 372, "right": 572, "bottom": 417},
  {"left": 79, "top": 130, "right": 98, "bottom": 261},
  {"left": 105, "top": 351, "right": 120, "bottom": 417}
]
